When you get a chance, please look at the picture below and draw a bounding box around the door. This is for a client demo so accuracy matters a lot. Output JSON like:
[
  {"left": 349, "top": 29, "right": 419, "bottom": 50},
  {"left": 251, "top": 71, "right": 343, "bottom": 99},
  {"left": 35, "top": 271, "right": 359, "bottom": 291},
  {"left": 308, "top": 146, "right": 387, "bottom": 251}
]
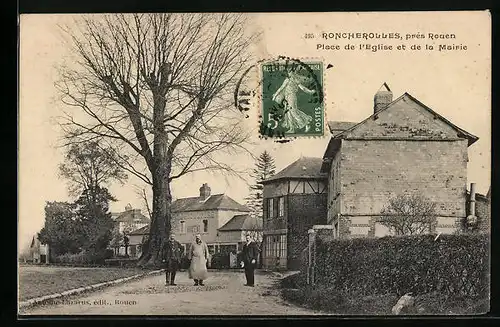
[{"left": 263, "top": 234, "right": 287, "bottom": 269}]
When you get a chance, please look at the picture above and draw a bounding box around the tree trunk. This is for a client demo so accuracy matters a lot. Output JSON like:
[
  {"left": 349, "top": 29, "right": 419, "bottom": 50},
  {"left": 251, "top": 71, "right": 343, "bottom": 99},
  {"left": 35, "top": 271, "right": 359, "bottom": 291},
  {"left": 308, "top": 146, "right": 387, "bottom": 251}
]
[
  {"left": 137, "top": 164, "right": 172, "bottom": 267},
  {"left": 138, "top": 125, "right": 173, "bottom": 267}
]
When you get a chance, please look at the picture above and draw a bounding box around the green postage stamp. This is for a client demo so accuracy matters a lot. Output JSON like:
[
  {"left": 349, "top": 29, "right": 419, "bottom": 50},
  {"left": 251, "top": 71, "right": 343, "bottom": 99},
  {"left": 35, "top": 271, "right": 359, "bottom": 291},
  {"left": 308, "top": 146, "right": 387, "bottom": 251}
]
[{"left": 260, "top": 59, "right": 324, "bottom": 138}]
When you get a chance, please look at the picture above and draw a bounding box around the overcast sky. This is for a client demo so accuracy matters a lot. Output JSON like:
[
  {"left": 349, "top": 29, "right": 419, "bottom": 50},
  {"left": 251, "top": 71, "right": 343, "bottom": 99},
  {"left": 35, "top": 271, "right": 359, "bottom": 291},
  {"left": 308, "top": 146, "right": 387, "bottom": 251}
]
[{"left": 19, "top": 11, "right": 491, "bottom": 251}]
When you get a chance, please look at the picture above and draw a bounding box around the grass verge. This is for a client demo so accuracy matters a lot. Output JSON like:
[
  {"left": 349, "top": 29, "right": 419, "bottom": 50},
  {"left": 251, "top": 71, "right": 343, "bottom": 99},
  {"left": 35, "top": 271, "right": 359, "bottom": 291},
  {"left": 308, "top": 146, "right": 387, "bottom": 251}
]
[{"left": 19, "top": 266, "right": 151, "bottom": 301}]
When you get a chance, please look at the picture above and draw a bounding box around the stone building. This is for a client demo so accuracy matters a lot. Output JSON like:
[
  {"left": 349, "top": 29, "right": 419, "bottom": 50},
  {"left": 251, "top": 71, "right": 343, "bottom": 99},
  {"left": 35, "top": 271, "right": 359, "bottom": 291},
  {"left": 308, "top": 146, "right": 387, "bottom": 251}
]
[
  {"left": 112, "top": 204, "right": 150, "bottom": 235},
  {"left": 29, "top": 234, "right": 49, "bottom": 264},
  {"left": 110, "top": 204, "right": 150, "bottom": 257},
  {"left": 321, "top": 83, "right": 480, "bottom": 238},
  {"left": 125, "top": 184, "right": 262, "bottom": 258},
  {"left": 143, "top": 183, "right": 260, "bottom": 255},
  {"left": 261, "top": 157, "right": 328, "bottom": 270}
]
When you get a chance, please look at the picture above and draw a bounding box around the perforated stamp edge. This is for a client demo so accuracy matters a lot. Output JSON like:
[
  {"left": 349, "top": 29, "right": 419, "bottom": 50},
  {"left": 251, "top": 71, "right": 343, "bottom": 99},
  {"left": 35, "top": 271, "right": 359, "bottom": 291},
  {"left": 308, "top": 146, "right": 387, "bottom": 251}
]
[{"left": 256, "top": 56, "right": 329, "bottom": 142}]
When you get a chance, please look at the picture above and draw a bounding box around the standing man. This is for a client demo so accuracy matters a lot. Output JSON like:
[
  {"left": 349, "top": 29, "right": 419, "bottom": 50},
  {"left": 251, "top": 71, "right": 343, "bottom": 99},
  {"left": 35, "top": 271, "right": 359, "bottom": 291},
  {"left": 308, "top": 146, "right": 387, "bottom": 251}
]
[
  {"left": 241, "top": 234, "right": 259, "bottom": 287},
  {"left": 162, "top": 233, "right": 184, "bottom": 286},
  {"left": 188, "top": 234, "right": 209, "bottom": 286}
]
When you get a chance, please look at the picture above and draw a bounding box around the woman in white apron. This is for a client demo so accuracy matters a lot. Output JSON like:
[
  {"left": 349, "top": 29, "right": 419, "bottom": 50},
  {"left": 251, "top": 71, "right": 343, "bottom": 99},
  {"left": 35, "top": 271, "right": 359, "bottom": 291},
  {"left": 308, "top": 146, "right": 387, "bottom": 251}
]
[{"left": 188, "top": 234, "right": 209, "bottom": 286}]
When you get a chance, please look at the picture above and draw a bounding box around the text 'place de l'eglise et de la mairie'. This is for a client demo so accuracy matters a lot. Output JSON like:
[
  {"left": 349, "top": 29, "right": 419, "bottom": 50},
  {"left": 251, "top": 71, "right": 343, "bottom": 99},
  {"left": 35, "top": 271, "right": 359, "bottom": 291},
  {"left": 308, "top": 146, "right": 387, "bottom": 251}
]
[{"left": 37, "top": 84, "right": 488, "bottom": 271}]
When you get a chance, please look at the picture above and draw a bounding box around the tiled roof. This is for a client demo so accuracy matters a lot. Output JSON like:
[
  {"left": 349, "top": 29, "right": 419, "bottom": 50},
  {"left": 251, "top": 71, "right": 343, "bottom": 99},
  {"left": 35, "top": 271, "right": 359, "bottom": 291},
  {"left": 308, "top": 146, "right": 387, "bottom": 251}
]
[
  {"left": 263, "top": 157, "right": 327, "bottom": 183},
  {"left": 171, "top": 194, "right": 249, "bottom": 213},
  {"left": 114, "top": 209, "right": 150, "bottom": 223},
  {"left": 128, "top": 225, "right": 150, "bottom": 235},
  {"left": 327, "top": 121, "right": 358, "bottom": 136},
  {"left": 218, "top": 214, "right": 263, "bottom": 231},
  {"left": 331, "top": 93, "right": 478, "bottom": 146}
]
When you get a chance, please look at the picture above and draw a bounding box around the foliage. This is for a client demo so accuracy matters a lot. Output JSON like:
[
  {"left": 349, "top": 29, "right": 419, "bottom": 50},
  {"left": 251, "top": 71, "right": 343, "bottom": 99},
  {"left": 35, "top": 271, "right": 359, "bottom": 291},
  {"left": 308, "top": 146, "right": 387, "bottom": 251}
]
[
  {"left": 242, "top": 222, "right": 264, "bottom": 243},
  {"left": 38, "top": 187, "right": 116, "bottom": 261},
  {"left": 245, "top": 151, "right": 276, "bottom": 220},
  {"left": 282, "top": 271, "right": 489, "bottom": 314},
  {"left": 38, "top": 201, "right": 82, "bottom": 256},
  {"left": 74, "top": 186, "right": 116, "bottom": 257},
  {"left": 59, "top": 141, "right": 127, "bottom": 197},
  {"left": 312, "top": 234, "right": 489, "bottom": 299},
  {"left": 377, "top": 194, "right": 437, "bottom": 235},
  {"left": 53, "top": 249, "right": 115, "bottom": 265},
  {"left": 211, "top": 252, "right": 231, "bottom": 269}
]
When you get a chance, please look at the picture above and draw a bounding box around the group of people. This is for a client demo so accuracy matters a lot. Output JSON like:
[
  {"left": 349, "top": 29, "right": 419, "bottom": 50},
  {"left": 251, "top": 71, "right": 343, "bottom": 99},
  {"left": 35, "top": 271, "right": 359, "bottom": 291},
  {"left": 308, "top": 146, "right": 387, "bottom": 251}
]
[{"left": 162, "top": 233, "right": 259, "bottom": 287}]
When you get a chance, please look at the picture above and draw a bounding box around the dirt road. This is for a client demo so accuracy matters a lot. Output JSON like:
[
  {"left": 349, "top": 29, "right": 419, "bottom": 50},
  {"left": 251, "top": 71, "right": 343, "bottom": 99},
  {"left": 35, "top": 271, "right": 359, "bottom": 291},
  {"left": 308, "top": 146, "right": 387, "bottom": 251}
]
[{"left": 20, "top": 270, "right": 320, "bottom": 315}]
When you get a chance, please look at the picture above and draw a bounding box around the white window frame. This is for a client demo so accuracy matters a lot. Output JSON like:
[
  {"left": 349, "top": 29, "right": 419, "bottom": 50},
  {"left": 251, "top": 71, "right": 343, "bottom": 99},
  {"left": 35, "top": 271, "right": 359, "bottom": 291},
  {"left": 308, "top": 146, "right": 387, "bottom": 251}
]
[
  {"left": 268, "top": 198, "right": 274, "bottom": 218},
  {"left": 278, "top": 197, "right": 284, "bottom": 217},
  {"left": 179, "top": 220, "right": 186, "bottom": 234}
]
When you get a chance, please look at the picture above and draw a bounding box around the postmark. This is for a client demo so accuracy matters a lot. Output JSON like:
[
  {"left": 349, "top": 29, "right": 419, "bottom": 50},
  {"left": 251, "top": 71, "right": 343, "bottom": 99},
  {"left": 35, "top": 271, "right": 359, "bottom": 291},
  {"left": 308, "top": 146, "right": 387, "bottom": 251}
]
[{"left": 260, "top": 57, "right": 324, "bottom": 139}]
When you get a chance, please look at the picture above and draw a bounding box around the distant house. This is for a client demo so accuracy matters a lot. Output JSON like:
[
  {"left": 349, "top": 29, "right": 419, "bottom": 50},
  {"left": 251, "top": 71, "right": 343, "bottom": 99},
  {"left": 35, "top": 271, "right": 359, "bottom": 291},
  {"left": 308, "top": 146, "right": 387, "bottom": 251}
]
[
  {"left": 171, "top": 183, "right": 253, "bottom": 255},
  {"left": 128, "top": 184, "right": 261, "bottom": 256},
  {"left": 126, "top": 225, "right": 149, "bottom": 259},
  {"left": 218, "top": 214, "right": 263, "bottom": 245},
  {"left": 110, "top": 204, "right": 150, "bottom": 257},
  {"left": 261, "top": 157, "right": 328, "bottom": 270},
  {"left": 29, "top": 235, "right": 49, "bottom": 264}
]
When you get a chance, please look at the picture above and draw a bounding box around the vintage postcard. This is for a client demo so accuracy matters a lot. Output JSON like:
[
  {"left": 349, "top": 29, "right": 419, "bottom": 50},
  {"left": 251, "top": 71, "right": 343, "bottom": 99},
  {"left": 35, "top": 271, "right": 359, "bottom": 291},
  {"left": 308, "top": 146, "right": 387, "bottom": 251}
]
[{"left": 18, "top": 11, "right": 491, "bottom": 316}]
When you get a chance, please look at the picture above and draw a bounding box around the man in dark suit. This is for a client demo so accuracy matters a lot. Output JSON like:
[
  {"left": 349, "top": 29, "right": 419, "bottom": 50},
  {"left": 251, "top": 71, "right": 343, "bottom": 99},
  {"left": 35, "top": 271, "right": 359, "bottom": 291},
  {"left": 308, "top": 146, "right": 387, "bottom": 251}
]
[
  {"left": 162, "top": 233, "right": 184, "bottom": 286},
  {"left": 241, "top": 234, "right": 259, "bottom": 287}
]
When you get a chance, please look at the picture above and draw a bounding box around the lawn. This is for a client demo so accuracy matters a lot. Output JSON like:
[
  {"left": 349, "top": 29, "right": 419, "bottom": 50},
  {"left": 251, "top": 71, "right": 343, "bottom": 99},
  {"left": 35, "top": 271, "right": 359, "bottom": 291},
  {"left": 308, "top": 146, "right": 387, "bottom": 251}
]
[{"left": 18, "top": 265, "right": 150, "bottom": 301}]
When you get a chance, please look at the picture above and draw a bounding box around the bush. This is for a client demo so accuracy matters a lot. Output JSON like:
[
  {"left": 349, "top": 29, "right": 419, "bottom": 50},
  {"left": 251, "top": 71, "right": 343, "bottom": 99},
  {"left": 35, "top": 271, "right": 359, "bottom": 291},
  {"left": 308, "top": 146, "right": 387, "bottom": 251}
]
[
  {"left": 211, "top": 252, "right": 230, "bottom": 269},
  {"left": 53, "top": 251, "right": 93, "bottom": 265},
  {"left": 313, "top": 234, "right": 490, "bottom": 299},
  {"left": 53, "top": 249, "right": 114, "bottom": 265}
]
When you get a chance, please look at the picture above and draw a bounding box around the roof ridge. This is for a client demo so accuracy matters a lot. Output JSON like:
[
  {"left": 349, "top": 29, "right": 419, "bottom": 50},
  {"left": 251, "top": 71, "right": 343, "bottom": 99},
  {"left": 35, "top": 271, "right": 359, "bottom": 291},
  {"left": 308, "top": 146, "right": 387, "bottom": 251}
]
[{"left": 332, "top": 92, "right": 478, "bottom": 146}]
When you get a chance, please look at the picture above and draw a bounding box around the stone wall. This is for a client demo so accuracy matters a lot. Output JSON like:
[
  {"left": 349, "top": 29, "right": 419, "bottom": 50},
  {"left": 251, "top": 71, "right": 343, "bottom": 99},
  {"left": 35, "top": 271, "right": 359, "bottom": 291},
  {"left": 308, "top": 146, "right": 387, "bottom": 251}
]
[
  {"left": 337, "top": 138, "right": 468, "bottom": 237},
  {"left": 287, "top": 194, "right": 327, "bottom": 269}
]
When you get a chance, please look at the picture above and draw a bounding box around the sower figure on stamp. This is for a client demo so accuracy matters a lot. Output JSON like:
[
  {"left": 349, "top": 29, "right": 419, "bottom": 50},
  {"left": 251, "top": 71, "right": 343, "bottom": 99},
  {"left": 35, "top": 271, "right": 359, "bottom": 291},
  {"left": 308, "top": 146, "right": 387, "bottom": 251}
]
[
  {"left": 188, "top": 234, "right": 209, "bottom": 286},
  {"left": 241, "top": 234, "right": 259, "bottom": 287},
  {"left": 162, "top": 233, "right": 183, "bottom": 286},
  {"left": 271, "top": 68, "right": 316, "bottom": 133}
]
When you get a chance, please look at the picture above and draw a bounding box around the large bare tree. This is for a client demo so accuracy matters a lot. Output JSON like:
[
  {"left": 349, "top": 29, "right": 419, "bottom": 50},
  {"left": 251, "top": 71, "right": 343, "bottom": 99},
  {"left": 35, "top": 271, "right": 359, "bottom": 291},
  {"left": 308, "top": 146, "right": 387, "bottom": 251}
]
[{"left": 56, "top": 13, "right": 256, "bottom": 266}]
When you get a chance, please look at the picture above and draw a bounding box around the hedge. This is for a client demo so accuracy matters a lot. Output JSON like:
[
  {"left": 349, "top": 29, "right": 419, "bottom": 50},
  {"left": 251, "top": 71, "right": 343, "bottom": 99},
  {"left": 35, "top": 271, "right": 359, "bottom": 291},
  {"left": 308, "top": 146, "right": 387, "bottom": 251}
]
[
  {"left": 313, "top": 233, "right": 489, "bottom": 298},
  {"left": 53, "top": 249, "right": 114, "bottom": 265}
]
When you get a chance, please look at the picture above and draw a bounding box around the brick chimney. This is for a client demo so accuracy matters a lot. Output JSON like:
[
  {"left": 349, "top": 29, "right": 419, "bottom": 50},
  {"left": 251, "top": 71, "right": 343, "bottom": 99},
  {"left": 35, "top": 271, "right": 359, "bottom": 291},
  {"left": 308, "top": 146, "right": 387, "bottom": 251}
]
[
  {"left": 132, "top": 209, "right": 142, "bottom": 220},
  {"left": 199, "top": 183, "right": 211, "bottom": 200},
  {"left": 374, "top": 82, "right": 393, "bottom": 114}
]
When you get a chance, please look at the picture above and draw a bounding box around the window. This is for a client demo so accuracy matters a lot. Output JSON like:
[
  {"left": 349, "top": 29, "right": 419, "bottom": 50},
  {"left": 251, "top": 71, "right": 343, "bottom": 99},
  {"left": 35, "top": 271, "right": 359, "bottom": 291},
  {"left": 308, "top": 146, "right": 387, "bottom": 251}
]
[
  {"left": 203, "top": 219, "right": 208, "bottom": 233},
  {"left": 179, "top": 221, "right": 186, "bottom": 234},
  {"left": 278, "top": 197, "right": 285, "bottom": 217},
  {"left": 268, "top": 198, "right": 274, "bottom": 218},
  {"left": 264, "top": 234, "right": 287, "bottom": 261}
]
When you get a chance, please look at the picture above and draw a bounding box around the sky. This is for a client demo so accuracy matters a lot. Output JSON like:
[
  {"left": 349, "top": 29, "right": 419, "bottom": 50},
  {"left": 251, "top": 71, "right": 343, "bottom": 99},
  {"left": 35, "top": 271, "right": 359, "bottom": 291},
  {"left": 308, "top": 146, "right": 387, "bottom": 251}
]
[{"left": 18, "top": 12, "right": 491, "bottom": 252}]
